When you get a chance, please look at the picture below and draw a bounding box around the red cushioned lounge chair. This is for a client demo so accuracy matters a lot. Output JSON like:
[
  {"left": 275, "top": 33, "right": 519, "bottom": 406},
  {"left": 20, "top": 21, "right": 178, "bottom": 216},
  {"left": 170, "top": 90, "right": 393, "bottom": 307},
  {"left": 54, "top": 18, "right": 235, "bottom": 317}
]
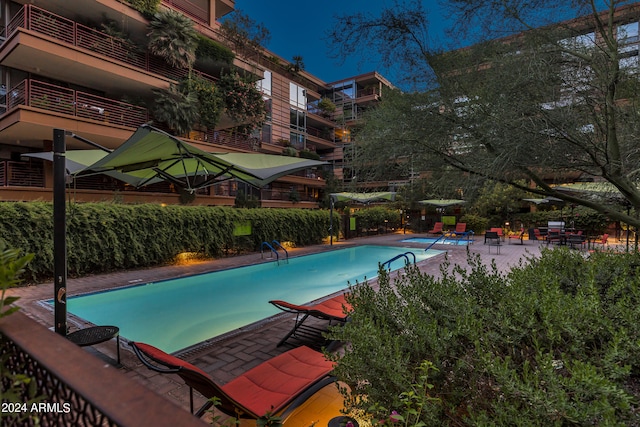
[
  {"left": 428, "top": 222, "right": 444, "bottom": 235},
  {"left": 130, "top": 342, "right": 335, "bottom": 421},
  {"left": 269, "top": 294, "right": 352, "bottom": 347}
]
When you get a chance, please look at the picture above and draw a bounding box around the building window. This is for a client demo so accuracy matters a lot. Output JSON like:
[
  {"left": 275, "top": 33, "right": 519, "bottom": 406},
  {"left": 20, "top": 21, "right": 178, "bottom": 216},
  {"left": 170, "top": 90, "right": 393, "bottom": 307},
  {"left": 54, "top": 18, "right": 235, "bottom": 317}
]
[
  {"left": 257, "top": 70, "right": 272, "bottom": 96},
  {"left": 618, "top": 21, "right": 640, "bottom": 73},
  {"left": 290, "top": 132, "right": 305, "bottom": 149},
  {"left": 264, "top": 98, "right": 272, "bottom": 122},
  {"left": 290, "top": 108, "right": 306, "bottom": 132},
  {"left": 261, "top": 123, "right": 271, "bottom": 143},
  {"left": 618, "top": 22, "right": 639, "bottom": 46},
  {"left": 289, "top": 82, "right": 306, "bottom": 109}
]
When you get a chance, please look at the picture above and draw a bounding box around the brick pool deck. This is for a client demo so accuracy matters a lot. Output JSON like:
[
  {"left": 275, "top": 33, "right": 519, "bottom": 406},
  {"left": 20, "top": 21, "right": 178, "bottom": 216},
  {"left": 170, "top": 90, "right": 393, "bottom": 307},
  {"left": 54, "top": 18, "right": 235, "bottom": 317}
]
[{"left": 7, "top": 232, "right": 613, "bottom": 421}]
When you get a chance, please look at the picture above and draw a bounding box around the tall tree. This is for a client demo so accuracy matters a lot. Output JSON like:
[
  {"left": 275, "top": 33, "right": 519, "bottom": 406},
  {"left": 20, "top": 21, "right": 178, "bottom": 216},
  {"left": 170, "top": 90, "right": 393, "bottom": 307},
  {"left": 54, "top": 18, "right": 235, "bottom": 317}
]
[{"left": 329, "top": 0, "right": 640, "bottom": 228}]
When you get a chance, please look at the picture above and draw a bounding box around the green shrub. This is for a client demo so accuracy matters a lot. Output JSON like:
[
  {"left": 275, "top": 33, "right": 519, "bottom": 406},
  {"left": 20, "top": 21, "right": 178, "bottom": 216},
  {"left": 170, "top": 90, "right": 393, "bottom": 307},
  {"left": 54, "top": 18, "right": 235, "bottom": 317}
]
[
  {"left": 0, "top": 203, "right": 338, "bottom": 283},
  {"left": 352, "top": 207, "right": 401, "bottom": 231},
  {"left": 125, "top": 0, "right": 160, "bottom": 17},
  {"left": 459, "top": 213, "right": 489, "bottom": 234},
  {"left": 195, "top": 35, "right": 235, "bottom": 65},
  {"left": 328, "top": 249, "right": 640, "bottom": 425},
  {"left": 514, "top": 206, "right": 609, "bottom": 235}
]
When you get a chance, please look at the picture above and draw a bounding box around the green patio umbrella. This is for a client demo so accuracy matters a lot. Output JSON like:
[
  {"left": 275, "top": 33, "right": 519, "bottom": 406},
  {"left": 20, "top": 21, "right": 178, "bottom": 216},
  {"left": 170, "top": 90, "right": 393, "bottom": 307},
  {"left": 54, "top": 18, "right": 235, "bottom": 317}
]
[
  {"left": 76, "top": 125, "right": 326, "bottom": 191},
  {"left": 330, "top": 191, "right": 396, "bottom": 204},
  {"left": 522, "top": 196, "right": 565, "bottom": 206},
  {"left": 23, "top": 150, "right": 109, "bottom": 174},
  {"left": 418, "top": 199, "right": 467, "bottom": 207},
  {"left": 328, "top": 192, "right": 397, "bottom": 246}
]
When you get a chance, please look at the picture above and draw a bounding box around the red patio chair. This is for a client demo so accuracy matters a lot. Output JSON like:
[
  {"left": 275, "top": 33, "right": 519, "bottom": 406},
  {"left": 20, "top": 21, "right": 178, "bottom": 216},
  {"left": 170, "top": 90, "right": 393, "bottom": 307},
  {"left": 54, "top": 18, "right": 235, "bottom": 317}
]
[
  {"left": 130, "top": 342, "right": 335, "bottom": 421},
  {"left": 508, "top": 229, "right": 525, "bottom": 244},
  {"left": 270, "top": 293, "right": 352, "bottom": 347},
  {"left": 428, "top": 222, "right": 444, "bottom": 235},
  {"left": 595, "top": 233, "right": 609, "bottom": 249},
  {"left": 490, "top": 227, "right": 504, "bottom": 240},
  {"left": 454, "top": 223, "right": 467, "bottom": 233}
]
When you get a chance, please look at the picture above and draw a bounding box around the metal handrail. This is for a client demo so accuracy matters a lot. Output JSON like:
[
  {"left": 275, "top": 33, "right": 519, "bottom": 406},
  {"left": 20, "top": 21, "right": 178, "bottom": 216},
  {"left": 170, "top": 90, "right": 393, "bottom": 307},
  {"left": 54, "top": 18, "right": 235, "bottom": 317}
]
[
  {"left": 260, "top": 241, "right": 279, "bottom": 263},
  {"left": 272, "top": 240, "right": 289, "bottom": 263},
  {"left": 425, "top": 234, "right": 447, "bottom": 251},
  {"left": 381, "top": 251, "right": 416, "bottom": 270}
]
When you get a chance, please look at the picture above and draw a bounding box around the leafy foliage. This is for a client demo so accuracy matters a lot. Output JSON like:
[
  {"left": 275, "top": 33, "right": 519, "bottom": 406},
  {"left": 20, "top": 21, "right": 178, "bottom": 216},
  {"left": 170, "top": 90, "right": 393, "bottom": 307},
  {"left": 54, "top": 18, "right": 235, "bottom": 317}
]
[
  {"left": 151, "top": 83, "right": 199, "bottom": 135},
  {"left": 352, "top": 207, "right": 402, "bottom": 231},
  {"left": 329, "top": 1, "right": 640, "bottom": 231},
  {"left": 0, "top": 203, "right": 338, "bottom": 283},
  {"left": 218, "top": 72, "right": 267, "bottom": 131},
  {"left": 195, "top": 35, "right": 235, "bottom": 65},
  {"left": 184, "top": 75, "right": 224, "bottom": 131},
  {"left": 0, "top": 240, "right": 33, "bottom": 318},
  {"left": 0, "top": 241, "right": 38, "bottom": 426},
  {"left": 220, "top": 9, "right": 271, "bottom": 51},
  {"left": 124, "top": 0, "right": 160, "bottom": 17},
  {"left": 328, "top": 249, "right": 640, "bottom": 425}
]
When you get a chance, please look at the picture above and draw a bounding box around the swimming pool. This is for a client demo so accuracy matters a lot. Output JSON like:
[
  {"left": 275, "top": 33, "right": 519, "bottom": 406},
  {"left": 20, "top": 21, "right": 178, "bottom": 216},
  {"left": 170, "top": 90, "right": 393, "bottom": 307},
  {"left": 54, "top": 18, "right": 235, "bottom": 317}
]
[
  {"left": 65, "top": 245, "right": 442, "bottom": 353},
  {"left": 401, "top": 237, "right": 472, "bottom": 246}
]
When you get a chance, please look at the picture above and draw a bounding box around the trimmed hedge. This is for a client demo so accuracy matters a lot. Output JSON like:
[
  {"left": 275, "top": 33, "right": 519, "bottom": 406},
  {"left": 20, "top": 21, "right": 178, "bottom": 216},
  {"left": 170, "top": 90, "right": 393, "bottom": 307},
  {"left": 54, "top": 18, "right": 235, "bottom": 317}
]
[{"left": 0, "top": 202, "right": 338, "bottom": 282}]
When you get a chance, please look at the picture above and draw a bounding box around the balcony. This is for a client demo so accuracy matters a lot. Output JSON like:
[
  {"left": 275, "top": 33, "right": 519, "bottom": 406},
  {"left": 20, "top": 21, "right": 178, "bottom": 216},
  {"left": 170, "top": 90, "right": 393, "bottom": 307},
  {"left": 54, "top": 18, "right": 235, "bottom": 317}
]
[
  {"left": 0, "top": 78, "right": 259, "bottom": 152},
  {"left": 0, "top": 78, "right": 149, "bottom": 149},
  {"left": 356, "top": 86, "right": 381, "bottom": 104},
  {"left": 306, "top": 125, "right": 336, "bottom": 150},
  {"left": 0, "top": 160, "right": 44, "bottom": 187},
  {"left": 1, "top": 5, "right": 183, "bottom": 96}
]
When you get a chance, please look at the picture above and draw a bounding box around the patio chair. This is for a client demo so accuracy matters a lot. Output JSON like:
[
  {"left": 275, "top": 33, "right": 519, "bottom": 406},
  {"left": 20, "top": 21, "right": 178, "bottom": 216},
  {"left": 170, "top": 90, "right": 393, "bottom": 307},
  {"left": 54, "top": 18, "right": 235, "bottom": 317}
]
[
  {"left": 534, "top": 228, "right": 544, "bottom": 240},
  {"left": 508, "top": 229, "right": 525, "bottom": 244},
  {"left": 546, "top": 229, "right": 563, "bottom": 245},
  {"left": 595, "top": 233, "right": 609, "bottom": 249},
  {"left": 454, "top": 223, "right": 467, "bottom": 233},
  {"left": 484, "top": 231, "right": 500, "bottom": 245},
  {"left": 129, "top": 342, "right": 335, "bottom": 421},
  {"left": 428, "top": 222, "right": 444, "bottom": 235},
  {"left": 270, "top": 294, "right": 352, "bottom": 347},
  {"left": 489, "top": 227, "right": 504, "bottom": 240},
  {"left": 484, "top": 231, "right": 502, "bottom": 254}
]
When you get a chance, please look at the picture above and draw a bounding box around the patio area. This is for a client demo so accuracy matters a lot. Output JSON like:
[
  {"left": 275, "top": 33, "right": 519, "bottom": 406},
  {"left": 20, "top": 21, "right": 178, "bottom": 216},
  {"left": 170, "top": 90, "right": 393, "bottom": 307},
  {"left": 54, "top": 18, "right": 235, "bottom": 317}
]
[{"left": 7, "top": 232, "right": 602, "bottom": 424}]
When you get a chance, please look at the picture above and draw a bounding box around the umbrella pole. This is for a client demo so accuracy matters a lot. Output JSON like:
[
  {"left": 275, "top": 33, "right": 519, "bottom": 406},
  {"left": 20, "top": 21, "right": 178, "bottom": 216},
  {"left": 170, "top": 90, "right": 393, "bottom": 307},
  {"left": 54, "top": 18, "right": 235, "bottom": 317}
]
[
  {"left": 329, "top": 197, "right": 334, "bottom": 246},
  {"left": 53, "top": 129, "right": 67, "bottom": 336}
]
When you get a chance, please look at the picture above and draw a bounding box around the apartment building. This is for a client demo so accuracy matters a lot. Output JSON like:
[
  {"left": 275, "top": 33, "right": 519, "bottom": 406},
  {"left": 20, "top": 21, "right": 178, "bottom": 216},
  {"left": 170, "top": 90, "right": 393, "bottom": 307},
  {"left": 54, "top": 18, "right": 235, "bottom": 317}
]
[{"left": 0, "top": 0, "right": 392, "bottom": 207}]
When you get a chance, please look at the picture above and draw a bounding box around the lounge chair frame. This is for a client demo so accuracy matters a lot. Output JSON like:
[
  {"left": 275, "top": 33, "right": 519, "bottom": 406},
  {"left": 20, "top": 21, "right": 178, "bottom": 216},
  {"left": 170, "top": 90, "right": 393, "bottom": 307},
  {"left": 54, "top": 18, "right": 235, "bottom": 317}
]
[{"left": 270, "top": 294, "right": 351, "bottom": 347}]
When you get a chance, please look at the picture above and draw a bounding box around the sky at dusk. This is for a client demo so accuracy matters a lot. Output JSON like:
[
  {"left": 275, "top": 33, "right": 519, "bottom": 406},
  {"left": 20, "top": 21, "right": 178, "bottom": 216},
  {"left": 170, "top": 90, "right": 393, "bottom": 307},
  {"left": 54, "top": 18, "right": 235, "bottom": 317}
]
[
  {"left": 236, "top": 0, "right": 451, "bottom": 84},
  {"left": 234, "top": 1, "right": 608, "bottom": 87}
]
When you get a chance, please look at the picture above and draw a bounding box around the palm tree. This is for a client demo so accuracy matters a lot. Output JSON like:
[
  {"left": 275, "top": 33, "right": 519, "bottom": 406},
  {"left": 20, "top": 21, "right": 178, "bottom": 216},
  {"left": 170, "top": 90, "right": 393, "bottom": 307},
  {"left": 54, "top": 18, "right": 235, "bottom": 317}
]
[
  {"left": 147, "top": 9, "right": 198, "bottom": 70},
  {"left": 291, "top": 55, "right": 305, "bottom": 72}
]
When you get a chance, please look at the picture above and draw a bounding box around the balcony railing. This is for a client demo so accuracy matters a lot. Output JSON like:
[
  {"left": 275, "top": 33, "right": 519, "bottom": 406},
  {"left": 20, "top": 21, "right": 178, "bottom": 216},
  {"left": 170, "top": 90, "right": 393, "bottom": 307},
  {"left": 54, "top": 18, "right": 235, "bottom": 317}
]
[
  {"left": 357, "top": 86, "right": 381, "bottom": 98},
  {"left": 7, "top": 79, "right": 150, "bottom": 128},
  {"left": 307, "top": 125, "right": 334, "bottom": 142},
  {"left": 1, "top": 311, "right": 207, "bottom": 427},
  {"left": 6, "top": 4, "right": 187, "bottom": 82},
  {"left": 0, "top": 160, "right": 44, "bottom": 187},
  {"left": 260, "top": 189, "right": 320, "bottom": 203},
  {"left": 163, "top": 0, "right": 209, "bottom": 25}
]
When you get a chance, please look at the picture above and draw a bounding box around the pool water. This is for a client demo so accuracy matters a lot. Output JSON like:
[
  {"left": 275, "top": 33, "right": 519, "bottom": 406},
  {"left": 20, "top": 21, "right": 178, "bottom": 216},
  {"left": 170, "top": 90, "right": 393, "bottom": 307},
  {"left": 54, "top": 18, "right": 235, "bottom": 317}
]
[
  {"left": 65, "top": 245, "right": 442, "bottom": 353},
  {"left": 401, "top": 237, "right": 472, "bottom": 246}
]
